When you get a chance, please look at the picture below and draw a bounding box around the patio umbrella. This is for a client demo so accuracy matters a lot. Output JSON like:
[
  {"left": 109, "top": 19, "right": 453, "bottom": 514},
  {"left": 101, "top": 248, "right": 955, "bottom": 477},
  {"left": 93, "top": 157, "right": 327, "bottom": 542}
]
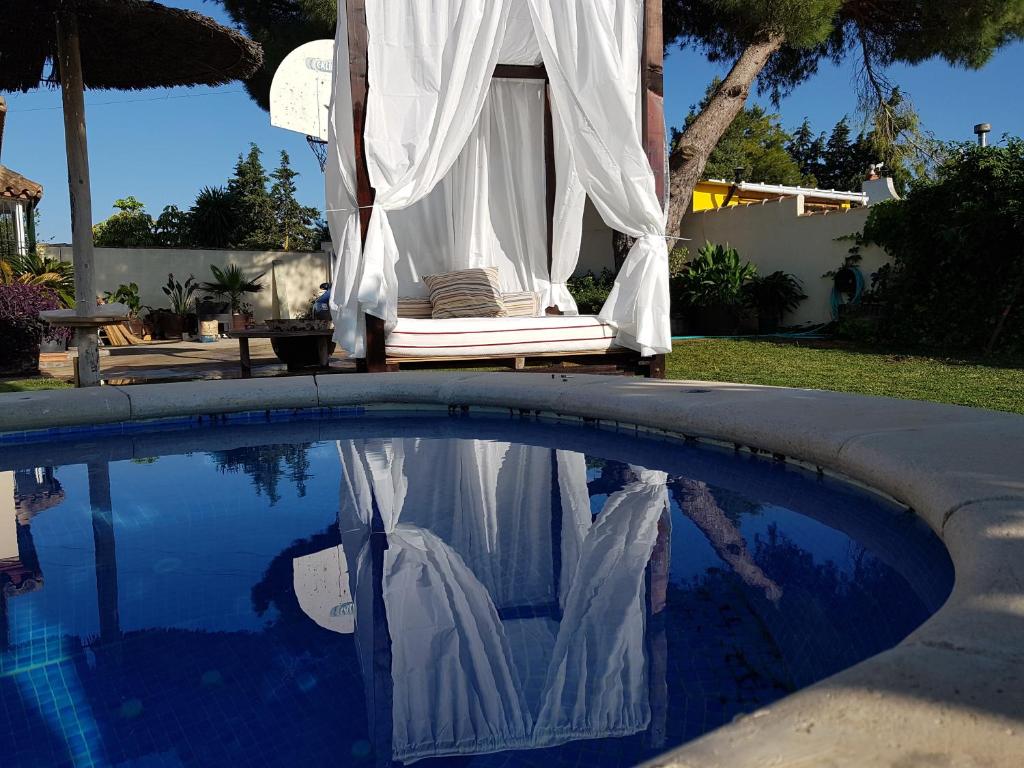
[{"left": 0, "top": 1, "right": 262, "bottom": 386}]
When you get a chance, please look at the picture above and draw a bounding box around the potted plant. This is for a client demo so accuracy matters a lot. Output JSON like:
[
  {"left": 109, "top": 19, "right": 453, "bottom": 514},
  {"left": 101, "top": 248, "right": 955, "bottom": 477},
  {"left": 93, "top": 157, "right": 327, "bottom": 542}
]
[
  {"left": 201, "top": 265, "right": 265, "bottom": 331},
  {"left": 672, "top": 242, "right": 757, "bottom": 336},
  {"left": 160, "top": 273, "right": 198, "bottom": 339},
  {"left": 103, "top": 282, "right": 148, "bottom": 336},
  {"left": 743, "top": 271, "right": 807, "bottom": 333}
]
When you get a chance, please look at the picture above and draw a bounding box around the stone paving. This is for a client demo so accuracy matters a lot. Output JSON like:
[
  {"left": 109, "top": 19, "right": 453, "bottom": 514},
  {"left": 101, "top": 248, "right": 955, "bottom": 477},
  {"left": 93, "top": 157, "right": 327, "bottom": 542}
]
[{"left": 40, "top": 338, "right": 353, "bottom": 384}]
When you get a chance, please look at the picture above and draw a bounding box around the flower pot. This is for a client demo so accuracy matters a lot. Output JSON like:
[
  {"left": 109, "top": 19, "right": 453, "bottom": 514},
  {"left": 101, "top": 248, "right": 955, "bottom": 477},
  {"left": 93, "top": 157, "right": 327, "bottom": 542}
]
[
  {"left": 126, "top": 318, "right": 145, "bottom": 337},
  {"left": 271, "top": 336, "right": 336, "bottom": 372},
  {"left": 162, "top": 314, "right": 185, "bottom": 339}
]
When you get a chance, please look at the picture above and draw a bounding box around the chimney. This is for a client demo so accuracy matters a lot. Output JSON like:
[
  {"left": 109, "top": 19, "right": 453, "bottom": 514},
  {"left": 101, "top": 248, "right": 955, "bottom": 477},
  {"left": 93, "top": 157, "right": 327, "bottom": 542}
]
[
  {"left": 0, "top": 95, "right": 7, "bottom": 160},
  {"left": 974, "top": 123, "right": 991, "bottom": 148}
]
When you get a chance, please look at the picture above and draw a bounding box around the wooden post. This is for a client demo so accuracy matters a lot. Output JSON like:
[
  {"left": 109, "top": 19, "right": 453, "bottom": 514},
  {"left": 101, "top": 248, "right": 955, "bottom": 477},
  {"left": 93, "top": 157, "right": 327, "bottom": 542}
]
[
  {"left": 544, "top": 81, "right": 556, "bottom": 282},
  {"left": 642, "top": 0, "right": 666, "bottom": 206},
  {"left": 643, "top": 0, "right": 668, "bottom": 378},
  {"left": 56, "top": 10, "right": 101, "bottom": 387},
  {"left": 344, "top": 0, "right": 388, "bottom": 373},
  {"left": 89, "top": 462, "right": 121, "bottom": 643}
]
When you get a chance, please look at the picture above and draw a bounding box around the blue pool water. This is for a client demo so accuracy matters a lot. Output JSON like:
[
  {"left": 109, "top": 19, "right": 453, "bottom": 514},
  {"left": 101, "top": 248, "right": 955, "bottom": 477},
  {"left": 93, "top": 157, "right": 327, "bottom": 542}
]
[{"left": 0, "top": 412, "right": 953, "bottom": 767}]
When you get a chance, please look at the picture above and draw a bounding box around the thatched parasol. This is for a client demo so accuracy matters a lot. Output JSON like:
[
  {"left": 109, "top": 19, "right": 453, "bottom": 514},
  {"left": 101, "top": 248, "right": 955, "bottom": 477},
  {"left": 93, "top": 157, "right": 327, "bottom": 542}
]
[
  {"left": 0, "top": 1, "right": 262, "bottom": 386},
  {"left": 0, "top": 0, "right": 262, "bottom": 92}
]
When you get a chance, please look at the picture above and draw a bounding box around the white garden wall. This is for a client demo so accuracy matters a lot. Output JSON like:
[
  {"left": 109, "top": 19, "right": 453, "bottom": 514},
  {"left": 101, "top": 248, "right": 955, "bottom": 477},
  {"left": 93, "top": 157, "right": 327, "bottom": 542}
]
[
  {"left": 678, "top": 196, "right": 890, "bottom": 327},
  {"left": 43, "top": 245, "right": 331, "bottom": 321}
]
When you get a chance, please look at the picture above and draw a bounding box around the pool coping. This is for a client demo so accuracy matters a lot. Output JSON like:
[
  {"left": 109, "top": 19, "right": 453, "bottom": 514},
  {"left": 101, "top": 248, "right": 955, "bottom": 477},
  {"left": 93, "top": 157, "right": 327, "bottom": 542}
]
[{"left": 2, "top": 372, "right": 1023, "bottom": 766}]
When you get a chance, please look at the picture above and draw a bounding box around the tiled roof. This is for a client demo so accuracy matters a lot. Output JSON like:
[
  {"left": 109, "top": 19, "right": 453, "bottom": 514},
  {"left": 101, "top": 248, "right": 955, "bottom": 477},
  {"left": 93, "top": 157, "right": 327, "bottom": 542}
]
[{"left": 0, "top": 164, "right": 43, "bottom": 202}]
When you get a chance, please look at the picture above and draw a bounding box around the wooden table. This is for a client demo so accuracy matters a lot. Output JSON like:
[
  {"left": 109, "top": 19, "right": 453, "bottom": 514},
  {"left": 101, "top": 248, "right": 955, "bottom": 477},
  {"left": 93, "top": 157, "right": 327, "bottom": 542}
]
[{"left": 227, "top": 328, "right": 335, "bottom": 378}]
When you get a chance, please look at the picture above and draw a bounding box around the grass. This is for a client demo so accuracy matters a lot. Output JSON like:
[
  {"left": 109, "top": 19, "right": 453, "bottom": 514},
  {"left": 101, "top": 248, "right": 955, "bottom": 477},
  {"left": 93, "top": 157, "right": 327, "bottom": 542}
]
[
  {"left": 0, "top": 377, "right": 72, "bottom": 393},
  {"left": 4, "top": 339, "right": 1023, "bottom": 415},
  {"left": 667, "top": 339, "right": 1024, "bottom": 415}
]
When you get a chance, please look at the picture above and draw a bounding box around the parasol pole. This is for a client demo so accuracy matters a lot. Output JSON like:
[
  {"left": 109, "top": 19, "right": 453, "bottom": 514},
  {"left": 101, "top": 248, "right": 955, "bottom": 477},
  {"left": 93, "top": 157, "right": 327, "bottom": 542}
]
[{"left": 55, "top": 8, "right": 101, "bottom": 387}]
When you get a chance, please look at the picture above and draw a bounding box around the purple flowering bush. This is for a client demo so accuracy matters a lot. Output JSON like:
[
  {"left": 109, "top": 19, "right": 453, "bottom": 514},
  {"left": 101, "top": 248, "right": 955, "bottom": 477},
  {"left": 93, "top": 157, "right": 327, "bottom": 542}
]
[{"left": 0, "top": 283, "right": 65, "bottom": 374}]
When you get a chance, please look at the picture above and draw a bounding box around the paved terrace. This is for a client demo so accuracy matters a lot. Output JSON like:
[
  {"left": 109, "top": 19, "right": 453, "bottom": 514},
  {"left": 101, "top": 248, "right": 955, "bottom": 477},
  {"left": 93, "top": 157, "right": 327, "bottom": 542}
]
[
  {"left": 0, "top": 373, "right": 1022, "bottom": 766},
  {"left": 39, "top": 338, "right": 354, "bottom": 383}
]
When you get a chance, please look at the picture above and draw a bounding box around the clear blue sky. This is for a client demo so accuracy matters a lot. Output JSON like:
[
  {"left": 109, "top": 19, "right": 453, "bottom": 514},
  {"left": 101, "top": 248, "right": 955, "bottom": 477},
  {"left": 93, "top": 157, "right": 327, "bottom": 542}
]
[{"left": 3, "top": 0, "right": 1022, "bottom": 243}]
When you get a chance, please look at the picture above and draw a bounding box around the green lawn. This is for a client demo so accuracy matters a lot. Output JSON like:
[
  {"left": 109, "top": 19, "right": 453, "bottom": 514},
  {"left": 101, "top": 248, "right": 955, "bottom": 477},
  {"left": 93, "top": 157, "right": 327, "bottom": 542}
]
[
  {"left": 3, "top": 340, "right": 1022, "bottom": 415},
  {"left": 0, "top": 378, "right": 72, "bottom": 393},
  {"left": 667, "top": 339, "right": 1024, "bottom": 415}
]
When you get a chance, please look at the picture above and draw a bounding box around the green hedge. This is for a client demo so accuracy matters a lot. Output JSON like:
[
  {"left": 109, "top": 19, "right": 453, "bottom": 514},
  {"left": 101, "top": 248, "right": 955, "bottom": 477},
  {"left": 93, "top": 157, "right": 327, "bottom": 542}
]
[{"left": 864, "top": 139, "right": 1024, "bottom": 353}]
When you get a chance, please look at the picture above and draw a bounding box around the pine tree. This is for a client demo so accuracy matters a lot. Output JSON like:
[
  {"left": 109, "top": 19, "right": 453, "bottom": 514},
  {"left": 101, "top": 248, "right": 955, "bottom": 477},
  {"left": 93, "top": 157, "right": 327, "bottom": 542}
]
[
  {"left": 228, "top": 144, "right": 276, "bottom": 249},
  {"left": 270, "top": 151, "right": 324, "bottom": 251},
  {"left": 786, "top": 119, "right": 826, "bottom": 186},
  {"left": 680, "top": 80, "right": 805, "bottom": 186}
]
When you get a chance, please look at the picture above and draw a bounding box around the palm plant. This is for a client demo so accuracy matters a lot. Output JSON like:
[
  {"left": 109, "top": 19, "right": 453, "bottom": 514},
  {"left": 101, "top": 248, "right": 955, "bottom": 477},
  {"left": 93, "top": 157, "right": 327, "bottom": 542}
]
[
  {"left": 189, "top": 186, "right": 240, "bottom": 248},
  {"left": 201, "top": 264, "right": 265, "bottom": 313},
  {"left": 0, "top": 250, "right": 76, "bottom": 307},
  {"left": 674, "top": 242, "right": 757, "bottom": 309},
  {"left": 162, "top": 273, "right": 198, "bottom": 317}
]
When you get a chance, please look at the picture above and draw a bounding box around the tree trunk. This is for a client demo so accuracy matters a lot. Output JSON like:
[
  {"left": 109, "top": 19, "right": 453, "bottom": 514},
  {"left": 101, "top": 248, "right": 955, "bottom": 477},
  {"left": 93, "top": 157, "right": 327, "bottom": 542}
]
[{"left": 667, "top": 33, "right": 785, "bottom": 236}]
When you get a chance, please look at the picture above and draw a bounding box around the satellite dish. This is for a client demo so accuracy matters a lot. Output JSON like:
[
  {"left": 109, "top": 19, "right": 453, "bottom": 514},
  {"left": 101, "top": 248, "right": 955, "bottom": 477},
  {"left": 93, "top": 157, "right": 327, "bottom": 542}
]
[{"left": 270, "top": 39, "right": 334, "bottom": 142}]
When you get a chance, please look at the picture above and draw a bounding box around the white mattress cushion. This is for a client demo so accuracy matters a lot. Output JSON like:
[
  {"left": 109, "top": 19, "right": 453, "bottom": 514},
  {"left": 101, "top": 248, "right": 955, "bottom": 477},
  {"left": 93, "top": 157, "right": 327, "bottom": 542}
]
[{"left": 386, "top": 315, "right": 622, "bottom": 358}]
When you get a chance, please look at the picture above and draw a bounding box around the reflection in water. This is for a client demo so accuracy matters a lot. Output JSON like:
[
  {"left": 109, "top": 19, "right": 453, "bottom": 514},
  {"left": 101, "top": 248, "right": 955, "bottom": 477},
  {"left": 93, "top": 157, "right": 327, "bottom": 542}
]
[
  {"left": 0, "top": 421, "right": 954, "bottom": 768},
  {"left": 322, "top": 439, "right": 670, "bottom": 763},
  {"left": 212, "top": 443, "right": 313, "bottom": 505}
]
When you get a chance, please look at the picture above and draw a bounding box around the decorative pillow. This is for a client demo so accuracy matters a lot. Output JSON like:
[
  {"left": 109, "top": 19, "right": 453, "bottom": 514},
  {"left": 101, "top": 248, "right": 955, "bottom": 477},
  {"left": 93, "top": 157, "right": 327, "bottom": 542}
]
[
  {"left": 423, "top": 267, "right": 508, "bottom": 319},
  {"left": 502, "top": 291, "right": 541, "bottom": 317},
  {"left": 397, "top": 297, "right": 434, "bottom": 319}
]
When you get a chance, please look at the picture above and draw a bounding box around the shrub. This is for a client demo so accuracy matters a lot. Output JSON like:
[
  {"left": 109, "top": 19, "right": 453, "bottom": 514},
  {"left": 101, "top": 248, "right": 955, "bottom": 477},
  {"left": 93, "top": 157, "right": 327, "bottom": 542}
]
[
  {"left": 567, "top": 268, "right": 616, "bottom": 315},
  {"left": 744, "top": 270, "right": 807, "bottom": 330},
  {"left": 863, "top": 138, "right": 1024, "bottom": 353},
  {"left": 673, "top": 242, "right": 757, "bottom": 309},
  {"left": 103, "top": 282, "right": 143, "bottom": 317},
  {"left": 0, "top": 283, "right": 63, "bottom": 374}
]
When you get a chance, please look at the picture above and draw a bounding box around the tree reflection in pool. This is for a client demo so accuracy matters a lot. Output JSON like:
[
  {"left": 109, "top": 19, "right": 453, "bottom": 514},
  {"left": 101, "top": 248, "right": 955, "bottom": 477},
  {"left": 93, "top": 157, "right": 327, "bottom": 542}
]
[{"left": 0, "top": 415, "right": 953, "bottom": 767}]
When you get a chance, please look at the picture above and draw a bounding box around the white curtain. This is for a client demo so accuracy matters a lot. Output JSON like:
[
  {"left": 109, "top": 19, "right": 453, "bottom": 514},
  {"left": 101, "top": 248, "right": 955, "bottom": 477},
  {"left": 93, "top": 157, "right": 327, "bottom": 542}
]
[
  {"left": 526, "top": 0, "right": 671, "bottom": 354},
  {"left": 388, "top": 80, "right": 550, "bottom": 299},
  {"left": 325, "top": 5, "right": 365, "bottom": 355},
  {"left": 384, "top": 525, "right": 534, "bottom": 763},
  {"left": 359, "top": 0, "right": 512, "bottom": 338},
  {"left": 534, "top": 466, "right": 667, "bottom": 743}
]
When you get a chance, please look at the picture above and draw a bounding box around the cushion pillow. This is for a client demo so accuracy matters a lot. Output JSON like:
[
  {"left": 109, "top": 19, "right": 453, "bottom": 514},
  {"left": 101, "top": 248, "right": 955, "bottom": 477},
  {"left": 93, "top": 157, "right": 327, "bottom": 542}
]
[
  {"left": 423, "top": 267, "right": 508, "bottom": 319},
  {"left": 397, "top": 297, "right": 434, "bottom": 319},
  {"left": 502, "top": 291, "right": 541, "bottom": 317}
]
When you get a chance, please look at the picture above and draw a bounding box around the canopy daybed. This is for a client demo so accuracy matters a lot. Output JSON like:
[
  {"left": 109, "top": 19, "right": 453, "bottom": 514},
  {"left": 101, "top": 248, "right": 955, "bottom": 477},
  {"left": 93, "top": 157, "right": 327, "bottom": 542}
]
[{"left": 326, "top": 0, "right": 670, "bottom": 377}]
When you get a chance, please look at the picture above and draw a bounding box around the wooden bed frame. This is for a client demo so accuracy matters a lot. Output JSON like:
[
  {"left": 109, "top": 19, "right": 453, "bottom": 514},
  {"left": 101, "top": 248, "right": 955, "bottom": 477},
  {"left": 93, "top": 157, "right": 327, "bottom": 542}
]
[{"left": 344, "top": 0, "right": 667, "bottom": 379}]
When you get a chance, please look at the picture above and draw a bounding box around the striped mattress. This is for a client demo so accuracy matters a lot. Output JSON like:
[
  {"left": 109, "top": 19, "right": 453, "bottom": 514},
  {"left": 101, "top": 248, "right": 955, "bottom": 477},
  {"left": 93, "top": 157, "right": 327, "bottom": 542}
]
[{"left": 386, "top": 315, "right": 622, "bottom": 358}]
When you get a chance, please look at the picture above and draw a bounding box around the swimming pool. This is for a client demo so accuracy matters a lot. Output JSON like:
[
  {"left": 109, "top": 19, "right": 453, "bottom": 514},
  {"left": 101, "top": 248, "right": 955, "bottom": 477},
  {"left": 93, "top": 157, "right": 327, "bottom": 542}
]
[{"left": 0, "top": 411, "right": 953, "bottom": 767}]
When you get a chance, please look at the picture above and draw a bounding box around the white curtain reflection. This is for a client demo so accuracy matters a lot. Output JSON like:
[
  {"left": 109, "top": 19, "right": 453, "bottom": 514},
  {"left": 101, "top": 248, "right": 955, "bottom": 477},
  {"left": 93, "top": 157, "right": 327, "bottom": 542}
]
[{"left": 296, "top": 437, "right": 668, "bottom": 762}]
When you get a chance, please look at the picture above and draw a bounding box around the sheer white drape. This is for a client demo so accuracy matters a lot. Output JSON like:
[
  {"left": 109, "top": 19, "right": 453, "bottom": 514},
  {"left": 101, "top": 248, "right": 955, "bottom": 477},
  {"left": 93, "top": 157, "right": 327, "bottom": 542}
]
[
  {"left": 325, "top": 5, "right": 365, "bottom": 356},
  {"left": 388, "top": 80, "right": 549, "bottom": 300},
  {"left": 359, "top": 0, "right": 512, "bottom": 338},
  {"left": 526, "top": 0, "right": 671, "bottom": 354}
]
